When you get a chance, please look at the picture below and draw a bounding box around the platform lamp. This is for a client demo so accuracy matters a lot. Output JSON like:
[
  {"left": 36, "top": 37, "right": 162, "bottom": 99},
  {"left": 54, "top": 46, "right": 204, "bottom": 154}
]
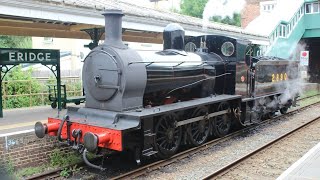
[{"left": 81, "top": 28, "right": 105, "bottom": 50}]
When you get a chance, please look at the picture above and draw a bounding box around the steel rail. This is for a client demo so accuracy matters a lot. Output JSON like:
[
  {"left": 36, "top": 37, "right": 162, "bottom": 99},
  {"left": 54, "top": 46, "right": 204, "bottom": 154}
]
[
  {"left": 202, "top": 116, "right": 320, "bottom": 180},
  {"left": 25, "top": 168, "right": 61, "bottom": 180},
  {"left": 25, "top": 93, "right": 320, "bottom": 180},
  {"left": 110, "top": 100, "right": 320, "bottom": 180},
  {"left": 298, "top": 93, "right": 320, "bottom": 101},
  {"left": 25, "top": 161, "right": 89, "bottom": 180}
]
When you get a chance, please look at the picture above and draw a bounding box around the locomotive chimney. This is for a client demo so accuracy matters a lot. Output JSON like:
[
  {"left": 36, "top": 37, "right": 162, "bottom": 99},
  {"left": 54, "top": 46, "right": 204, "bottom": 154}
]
[{"left": 102, "top": 9, "right": 126, "bottom": 48}]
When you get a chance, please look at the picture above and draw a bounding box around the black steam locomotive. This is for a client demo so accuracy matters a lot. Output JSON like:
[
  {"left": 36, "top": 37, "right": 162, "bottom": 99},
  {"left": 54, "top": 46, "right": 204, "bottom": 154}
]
[{"left": 35, "top": 10, "right": 299, "bottom": 169}]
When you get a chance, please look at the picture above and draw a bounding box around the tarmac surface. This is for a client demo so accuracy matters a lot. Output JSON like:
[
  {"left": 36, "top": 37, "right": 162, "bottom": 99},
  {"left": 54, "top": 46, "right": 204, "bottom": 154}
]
[{"left": 0, "top": 106, "right": 67, "bottom": 135}]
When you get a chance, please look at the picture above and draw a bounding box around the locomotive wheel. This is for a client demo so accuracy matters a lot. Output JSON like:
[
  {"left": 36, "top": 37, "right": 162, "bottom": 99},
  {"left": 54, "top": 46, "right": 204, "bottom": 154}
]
[
  {"left": 51, "top": 102, "right": 57, "bottom": 109},
  {"left": 213, "top": 102, "right": 231, "bottom": 138},
  {"left": 155, "top": 114, "right": 182, "bottom": 159},
  {"left": 280, "top": 107, "right": 288, "bottom": 114},
  {"left": 187, "top": 106, "right": 210, "bottom": 146},
  {"left": 267, "top": 111, "right": 276, "bottom": 119}
]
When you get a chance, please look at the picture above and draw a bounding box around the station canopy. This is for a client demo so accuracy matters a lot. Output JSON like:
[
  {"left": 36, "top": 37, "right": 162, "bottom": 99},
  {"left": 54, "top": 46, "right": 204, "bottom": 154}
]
[{"left": 0, "top": 0, "right": 269, "bottom": 45}]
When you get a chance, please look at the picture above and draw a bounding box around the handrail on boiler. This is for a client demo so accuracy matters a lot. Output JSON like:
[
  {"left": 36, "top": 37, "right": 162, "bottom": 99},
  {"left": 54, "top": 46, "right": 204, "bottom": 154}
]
[{"left": 127, "top": 60, "right": 221, "bottom": 67}]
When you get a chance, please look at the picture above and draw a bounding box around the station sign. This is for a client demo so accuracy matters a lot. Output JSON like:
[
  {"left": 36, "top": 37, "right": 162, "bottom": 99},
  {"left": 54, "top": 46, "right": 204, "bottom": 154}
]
[
  {"left": 0, "top": 48, "right": 59, "bottom": 65},
  {"left": 300, "top": 51, "right": 309, "bottom": 66}
]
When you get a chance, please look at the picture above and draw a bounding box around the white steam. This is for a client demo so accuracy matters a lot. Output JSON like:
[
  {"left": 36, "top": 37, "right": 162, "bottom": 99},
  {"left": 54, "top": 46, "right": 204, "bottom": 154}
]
[
  {"left": 245, "top": 0, "right": 304, "bottom": 36},
  {"left": 255, "top": 60, "right": 304, "bottom": 119},
  {"left": 202, "top": 0, "right": 246, "bottom": 29}
]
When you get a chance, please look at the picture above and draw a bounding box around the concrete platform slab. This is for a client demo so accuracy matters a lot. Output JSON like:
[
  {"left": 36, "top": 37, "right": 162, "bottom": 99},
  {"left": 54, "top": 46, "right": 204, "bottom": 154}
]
[
  {"left": 0, "top": 106, "right": 67, "bottom": 134},
  {"left": 278, "top": 142, "right": 320, "bottom": 180}
]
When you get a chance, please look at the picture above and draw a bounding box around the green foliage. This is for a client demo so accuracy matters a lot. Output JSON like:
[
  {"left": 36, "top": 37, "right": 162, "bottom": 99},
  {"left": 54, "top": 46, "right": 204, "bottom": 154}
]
[
  {"left": 60, "top": 168, "right": 70, "bottom": 178},
  {"left": 49, "top": 149, "right": 82, "bottom": 168},
  {"left": 0, "top": 35, "right": 32, "bottom": 48},
  {"left": 0, "top": 157, "right": 15, "bottom": 179},
  {"left": 180, "top": 0, "right": 208, "bottom": 18},
  {"left": 211, "top": 13, "right": 241, "bottom": 27},
  {"left": 47, "top": 75, "right": 57, "bottom": 85},
  {"left": 60, "top": 165, "right": 83, "bottom": 178},
  {"left": 15, "top": 165, "right": 47, "bottom": 178},
  {"left": 86, "top": 152, "right": 98, "bottom": 160},
  {"left": 5, "top": 157, "right": 15, "bottom": 175},
  {"left": 2, "top": 67, "right": 82, "bottom": 109},
  {"left": 12, "top": 149, "right": 84, "bottom": 178},
  {"left": 50, "top": 149, "right": 83, "bottom": 178},
  {"left": 48, "top": 76, "right": 83, "bottom": 98},
  {"left": 301, "top": 89, "right": 320, "bottom": 98},
  {"left": 179, "top": 0, "right": 241, "bottom": 27},
  {"left": 3, "top": 65, "right": 44, "bottom": 108}
]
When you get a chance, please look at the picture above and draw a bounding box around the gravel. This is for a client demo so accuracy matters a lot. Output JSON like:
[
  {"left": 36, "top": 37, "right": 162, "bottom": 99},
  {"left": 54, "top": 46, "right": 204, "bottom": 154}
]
[
  {"left": 140, "top": 103, "right": 320, "bottom": 180},
  {"left": 218, "top": 116, "right": 320, "bottom": 180}
]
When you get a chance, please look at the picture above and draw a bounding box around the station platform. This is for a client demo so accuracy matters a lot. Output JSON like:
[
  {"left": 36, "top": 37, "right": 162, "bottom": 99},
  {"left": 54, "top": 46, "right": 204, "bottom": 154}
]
[
  {"left": 0, "top": 106, "right": 66, "bottom": 135},
  {"left": 0, "top": 83, "right": 318, "bottom": 136},
  {"left": 278, "top": 142, "right": 320, "bottom": 179}
]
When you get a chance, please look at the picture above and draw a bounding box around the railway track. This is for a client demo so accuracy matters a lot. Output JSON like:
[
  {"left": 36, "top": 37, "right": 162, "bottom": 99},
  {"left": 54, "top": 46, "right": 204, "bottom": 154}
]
[
  {"left": 298, "top": 93, "right": 320, "bottom": 101},
  {"left": 26, "top": 169, "right": 61, "bottom": 180},
  {"left": 110, "top": 96, "right": 320, "bottom": 180},
  {"left": 202, "top": 117, "right": 320, "bottom": 179},
  {"left": 26, "top": 94, "right": 320, "bottom": 180}
]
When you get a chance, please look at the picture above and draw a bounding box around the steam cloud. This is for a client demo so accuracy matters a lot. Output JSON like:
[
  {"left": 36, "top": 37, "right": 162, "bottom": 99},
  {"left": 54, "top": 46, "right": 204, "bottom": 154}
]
[{"left": 202, "top": 0, "right": 246, "bottom": 29}]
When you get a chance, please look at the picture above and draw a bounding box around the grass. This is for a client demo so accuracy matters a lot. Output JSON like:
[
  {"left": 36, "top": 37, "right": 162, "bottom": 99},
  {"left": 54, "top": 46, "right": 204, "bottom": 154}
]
[
  {"left": 13, "top": 148, "right": 83, "bottom": 179},
  {"left": 296, "top": 88, "right": 320, "bottom": 107},
  {"left": 60, "top": 165, "right": 83, "bottom": 178},
  {"left": 49, "top": 149, "right": 82, "bottom": 168},
  {"left": 15, "top": 165, "right": 48, "bottom": 179},
  {"left": 300, "top": 89, "right": 320, "bottom": 99},
  {"left": 298, "top": 96, "right": 320, "bottom": 107}
]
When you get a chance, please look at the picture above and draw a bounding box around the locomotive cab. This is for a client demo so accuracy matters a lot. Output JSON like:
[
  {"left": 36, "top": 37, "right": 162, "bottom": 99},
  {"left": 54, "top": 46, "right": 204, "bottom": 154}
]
[{"left": 185, "top": 35, "right": 251, "bottom": 95}]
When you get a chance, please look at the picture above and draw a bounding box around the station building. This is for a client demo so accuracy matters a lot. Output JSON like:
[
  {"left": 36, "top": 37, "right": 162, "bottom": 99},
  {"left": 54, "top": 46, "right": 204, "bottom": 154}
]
[{"left": 243, "top": 0, "right": 320, "bottom": 82}]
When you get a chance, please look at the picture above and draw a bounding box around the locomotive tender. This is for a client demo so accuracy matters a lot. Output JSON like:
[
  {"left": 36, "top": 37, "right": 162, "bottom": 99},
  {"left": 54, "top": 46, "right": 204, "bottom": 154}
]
[{"left": 34, "top": 10, "right": 299, "bottom": 169}]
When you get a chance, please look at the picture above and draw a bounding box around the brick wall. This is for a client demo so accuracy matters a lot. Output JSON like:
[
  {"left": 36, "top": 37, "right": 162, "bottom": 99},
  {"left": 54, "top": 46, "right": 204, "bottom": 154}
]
[
  {"left": 241, "top": 2, "right": 260, "bottom": 28},
  {"left": 0, "top": 131, "right": 69, "bottom": 171},
  {"left": 241, "top": 0, "right": 272, "bottom": 28}
]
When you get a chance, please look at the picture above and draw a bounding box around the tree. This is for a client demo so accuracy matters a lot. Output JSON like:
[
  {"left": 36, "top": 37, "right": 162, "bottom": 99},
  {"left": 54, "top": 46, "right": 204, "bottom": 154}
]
[
  {"left": 3, "top": 65, "right": 43, "bottom": 108},
  {"left": 180, "top": 0, "right": 208, "bottom": 18},
  {"left": 0, "top": 35, "right": 34, "bottom": 108},
  {"left": 211, "top": 13, "right": 241, "bottom": 27},
  {"left": 0, "top": 35, "right": 32, "bottom": 48},
  {"left": 180, "top": 0, "right": 241, "bottom": 27}
]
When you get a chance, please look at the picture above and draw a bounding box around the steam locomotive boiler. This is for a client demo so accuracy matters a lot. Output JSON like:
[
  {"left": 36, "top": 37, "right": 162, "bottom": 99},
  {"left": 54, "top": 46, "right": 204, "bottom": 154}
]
[{"left": 34, "top": 9, "right": 300, "bottom": 169}]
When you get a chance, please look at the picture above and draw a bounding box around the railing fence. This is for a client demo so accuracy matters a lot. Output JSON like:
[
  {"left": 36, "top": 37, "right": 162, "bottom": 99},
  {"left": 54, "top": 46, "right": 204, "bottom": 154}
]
[{"left": 2, "top": 76, "right": 82, "bottom": 109}]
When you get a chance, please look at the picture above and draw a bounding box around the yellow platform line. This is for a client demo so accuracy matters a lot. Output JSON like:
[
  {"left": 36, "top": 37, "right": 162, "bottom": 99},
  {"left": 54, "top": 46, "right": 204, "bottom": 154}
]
[{"left": 0, "top": 120, "right": 47, "bottom": 131}]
